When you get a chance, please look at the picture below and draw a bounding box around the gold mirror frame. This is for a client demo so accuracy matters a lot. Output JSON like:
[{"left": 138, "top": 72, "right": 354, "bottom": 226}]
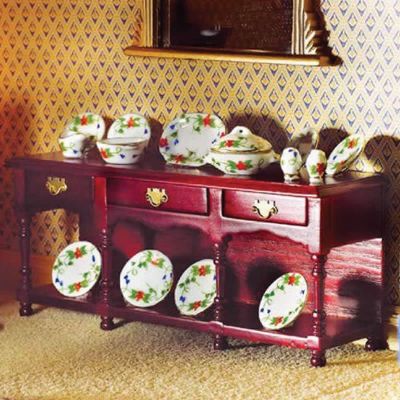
[{"left": 125, "top": 0, "right": 338, "bottom": 66}]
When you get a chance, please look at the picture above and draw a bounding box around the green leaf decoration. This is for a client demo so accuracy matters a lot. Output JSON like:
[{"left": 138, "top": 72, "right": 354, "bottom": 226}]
[{"left": 59, "top": 142, "right": 67, "bottom": 151}]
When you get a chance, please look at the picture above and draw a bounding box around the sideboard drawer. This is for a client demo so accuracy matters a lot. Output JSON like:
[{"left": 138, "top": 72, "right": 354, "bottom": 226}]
[
  {"left": 223, "top": 191, "right": 307, "bottom": 226},
  {"left": 26, "top": 172, "right": 92, "bottom": 210},
  {"left": 108, "top": 179, "right": 208, "bottom": 215}
]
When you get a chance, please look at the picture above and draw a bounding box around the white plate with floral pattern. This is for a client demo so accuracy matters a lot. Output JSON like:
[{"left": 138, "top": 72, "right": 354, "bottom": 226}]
[
  {"left": 159, "top": 113, "right": 226, "bottom": 167},
  {"left": 120, "top": 250, "right": 173, "bottom": 308},
  {"left": 108, "top": 113, "right": 151, "bottom": 140},
  {"left": 175, "top": 259, "right": 217, "bottom": 316},
  {"left": 64, "top": 112, "right": 105, "bottom": 141},
  {"left": 52, "top": 241, "right": 102, "bottom": 297},
  {"left": 258, "top": 273, "right": 307, "bottom": 330},
  {"left": 326, "top": 134, "right": 364, "bottom": 176}
]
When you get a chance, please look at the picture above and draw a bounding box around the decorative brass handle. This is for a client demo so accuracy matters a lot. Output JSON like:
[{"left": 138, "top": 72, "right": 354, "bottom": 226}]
[
  {"left": 46, "top": 177, "right": 68, "bottom": 196},
  {"left": 146, "top": 188, "right": 168, "bottom": 208},
  {"left": 252, "top": 200, "right": 278, "bottom": 220}
]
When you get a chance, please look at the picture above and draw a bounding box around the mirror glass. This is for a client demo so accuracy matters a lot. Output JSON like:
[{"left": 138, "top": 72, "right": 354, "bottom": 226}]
[{"left": 162, "top": 0, "right": 294, "bottom": 53}]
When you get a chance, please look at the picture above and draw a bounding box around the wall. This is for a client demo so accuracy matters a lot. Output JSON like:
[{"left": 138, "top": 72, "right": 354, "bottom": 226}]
[{"left": 0, "top": 0, "right": 399, "bottom": 303}]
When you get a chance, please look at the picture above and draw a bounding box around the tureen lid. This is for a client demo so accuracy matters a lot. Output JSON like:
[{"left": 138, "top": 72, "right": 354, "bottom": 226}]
[{"left": 211, "top": 126, "right": 272, "bottom": 153}]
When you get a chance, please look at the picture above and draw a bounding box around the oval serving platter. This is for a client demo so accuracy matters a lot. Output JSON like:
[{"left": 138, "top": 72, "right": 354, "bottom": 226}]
[
  {"left": 52, "top": 241, "right": 102, "bottom": 297},
  {"left": 258, "top": 272, "right": 308, "bottom": 330},
  {"left": 326, "top": 134, "right": 364, "bottom": 176},
  {"left": 108, "top": 113, "right": 151, "bottom": 140},
  {"left": 120, "top": 249, "right": 174, "bottom": 308},
  {"left": 174, "top": 259, "right": 217, "bottom": 316},
  {"left": 64, "top": 112, "right": 105, "bottom": 141},
  {"left": 159, "top": 113, "right": 226, "bottom": 167}
]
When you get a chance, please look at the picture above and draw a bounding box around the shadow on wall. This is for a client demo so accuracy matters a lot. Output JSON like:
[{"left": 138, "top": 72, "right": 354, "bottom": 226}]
[
  {"left": 364, "top": 135, "right": 400, "bottom": 304},
  {"left": 318, "top": 128, "right": 349, "bottom": 155}
]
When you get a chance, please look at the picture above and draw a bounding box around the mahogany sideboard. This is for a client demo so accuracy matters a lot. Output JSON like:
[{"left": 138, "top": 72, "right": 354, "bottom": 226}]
[{"left": 6, "top": 152, "right": 389, "bottom": 367}]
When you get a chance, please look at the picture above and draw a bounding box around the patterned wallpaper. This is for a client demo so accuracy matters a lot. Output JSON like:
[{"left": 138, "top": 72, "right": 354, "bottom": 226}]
[{"left": 0, "top": 1, "right": 400, "bottom": 303}]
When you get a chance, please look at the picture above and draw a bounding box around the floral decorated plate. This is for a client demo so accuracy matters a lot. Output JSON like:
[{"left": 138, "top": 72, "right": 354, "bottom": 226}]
[
  {"left": 52, "top": 241, "right": 102, "bottom": 297},
  {"left": 120, "top": 250, "right": 173, "bottom": 308},
  {"left": 174, "top": 259, "right": 216, "bottom": 316},
  {"left": 64, "top": 112, "right": 106, "bottom": 141},
  {"left": 326, "top": 134, "right": 365, "bottom": 176},
  {"left": 159, "top": 113, "right": 226, "bottom": 167},
  {"left": 108, "top": 113, "right": 151, "bottom": 140},
  {"left": 258, "top": 272, "right": 307, "bottom": 330}
]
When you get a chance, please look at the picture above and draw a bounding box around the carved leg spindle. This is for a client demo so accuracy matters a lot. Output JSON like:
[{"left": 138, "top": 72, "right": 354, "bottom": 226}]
[
  {"left": 213, "top": 241, "right": 228, "bottom": 350},
  {"left": 99, "top": 228, "right": 115, "bottom": 331},
  {"left": 310, "top": 254, "right": 327, "bottom": 367},
  {"left": 18, "top": 213, "right": 33, "bottom": 317}
]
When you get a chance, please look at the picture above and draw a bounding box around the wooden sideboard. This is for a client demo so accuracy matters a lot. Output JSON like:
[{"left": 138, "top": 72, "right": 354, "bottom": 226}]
[{"left": 6, "top": 152, "right": 389, "bottom": 367}]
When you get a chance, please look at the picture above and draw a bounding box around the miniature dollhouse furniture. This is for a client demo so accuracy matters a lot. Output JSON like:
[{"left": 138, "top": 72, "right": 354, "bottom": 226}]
[{"left": 7, "top": 152, "right": 388, "bottom": 367}]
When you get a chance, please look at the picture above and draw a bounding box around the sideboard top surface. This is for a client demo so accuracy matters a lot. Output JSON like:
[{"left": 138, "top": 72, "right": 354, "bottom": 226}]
[{"left": 7, "top": 152, "right": 385, "bottom": 198}]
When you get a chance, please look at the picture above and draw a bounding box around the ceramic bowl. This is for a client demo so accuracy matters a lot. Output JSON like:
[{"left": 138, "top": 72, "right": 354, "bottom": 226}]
[
  {"left": 96, "top": 137, "right": 148, "bottom": 165},
  {"left": 58, "top": 132, "right": 87, "bottom": 158},
  {"left": 206, "top": 149, "right": 278, "bottom": 176}
]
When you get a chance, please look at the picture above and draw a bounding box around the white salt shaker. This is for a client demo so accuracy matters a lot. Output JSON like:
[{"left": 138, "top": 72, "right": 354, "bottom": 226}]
[{"left": 306, "top": 149, "right": 327, "bottom": 185}]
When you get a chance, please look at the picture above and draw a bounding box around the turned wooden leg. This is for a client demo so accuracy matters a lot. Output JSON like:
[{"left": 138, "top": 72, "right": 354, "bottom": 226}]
[
  {"left": 310, "top": 254, "right": 327, "bottom": 367},
  {"left": 365, "top": 324, "right": 388, "bottom": 351},
  {"left": 100, "top": 316, "right": 115, "bottom": 331},
  {"left": 213, "top": 241, "right": 228, "bottom": 350},
  {"left": 365, "top": 337, "right": 388, "bottom": 351},
  {"left": 99, "top": 227, "right": 115, "bottom": 330},
  {"left": 18, "top": 213, "right": 33, "bottom": 317},
  {"left": 311, "top": 350, "right": 326, "bottom": 367}
]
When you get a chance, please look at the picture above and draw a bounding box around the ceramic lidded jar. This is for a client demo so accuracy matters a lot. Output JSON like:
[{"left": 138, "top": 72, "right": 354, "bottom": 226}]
[
  {"left": 280, "top": 147, "right": 302, "bottom": 182},
  {"left": 306, "top": 149, "right": 327, "bottom": 185}
]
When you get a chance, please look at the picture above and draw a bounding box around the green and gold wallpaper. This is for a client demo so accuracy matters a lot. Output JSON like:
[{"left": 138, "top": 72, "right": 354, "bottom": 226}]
[{"left": 1, "top": 1, "right": 400, "bottom": 303}]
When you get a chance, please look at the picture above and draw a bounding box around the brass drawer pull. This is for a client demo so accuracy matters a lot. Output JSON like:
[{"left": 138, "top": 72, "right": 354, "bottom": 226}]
[
  {"left": 46, "top": 177, "right": 68, "bottom": 196},
  {"left": 252, "top": 200, "right": 278, "bottom": 220},
  {"left": 146, "top": 188, "right": 168, "bottom": 208}
]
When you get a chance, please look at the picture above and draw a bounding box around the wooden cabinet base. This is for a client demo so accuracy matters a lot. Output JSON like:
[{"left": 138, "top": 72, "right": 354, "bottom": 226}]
[{"left": 6, "top": 152, "right": 389, "bottom": 367}]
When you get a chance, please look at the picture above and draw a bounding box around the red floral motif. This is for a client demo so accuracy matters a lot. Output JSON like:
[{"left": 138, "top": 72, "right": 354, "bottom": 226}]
[
  {"left": 174, "top": 155, "right": 184, "bottom": 163},
  {"left": 198, "top": 265, "right": 207, "bottom": 276},
  {"left": 80, "top": 115, "right": 88, "bottom": 125},
  {"left": 127, "top": 117, "right": 135, "bottom": 128},
  {"left": 74, "top": 282, "right": 82, "bottom": 291},
  {"left": 225, "top": 140, "right": 234, "bottom": 147},
  {"left": 192, "top": 301, "right": 202, "bottom": 310},
  {"left": 316, "top": 163, "right": 325, "bottom": 175},
  {"left": 203, "top": 114, "right": 211, "bottom": 127},
  {"left": 159, "top": 138, "right": 168, "bottom": 148},
  {"left": 74, "top": 247, "right": 82, "bottom": 258},
  {"left": 100, "top": 149, "right": 108, "bottom": 159},
  {"left": 288, "top": 275, "right": 296, "bottom": 285},
  {"left": 273, "top": 316, "right": 283, "bottom": 326},
  {"left": 135, "top": 291, "right": 145, "bottom": 301},
  {"left": 236, "top": 161, "right": 248, "bottom": 170},
  {"left": 348, "top": 139, "right": 357, "bottom": 149}
]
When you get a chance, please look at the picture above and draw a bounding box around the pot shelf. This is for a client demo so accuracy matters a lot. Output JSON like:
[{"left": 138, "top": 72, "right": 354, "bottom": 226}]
[{"left": 124, "top": 46, "right": 339, "bottom": 67}]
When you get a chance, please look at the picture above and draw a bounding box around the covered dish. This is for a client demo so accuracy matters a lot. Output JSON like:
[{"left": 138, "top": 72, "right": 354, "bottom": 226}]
[{"left": 206, "top": 126, "right": 278, "bottom": 175}]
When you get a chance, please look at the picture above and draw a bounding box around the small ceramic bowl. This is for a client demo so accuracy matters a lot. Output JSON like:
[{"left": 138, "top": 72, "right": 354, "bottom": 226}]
[
  {"left": 206, "top": 150, "right": 278, "bottom": 176},
  {"left": 96, "top": 137, "right": 148, "bottom": 165},
  {"left": 58, "top": 132, "right": 87, "bottom": 158}
]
